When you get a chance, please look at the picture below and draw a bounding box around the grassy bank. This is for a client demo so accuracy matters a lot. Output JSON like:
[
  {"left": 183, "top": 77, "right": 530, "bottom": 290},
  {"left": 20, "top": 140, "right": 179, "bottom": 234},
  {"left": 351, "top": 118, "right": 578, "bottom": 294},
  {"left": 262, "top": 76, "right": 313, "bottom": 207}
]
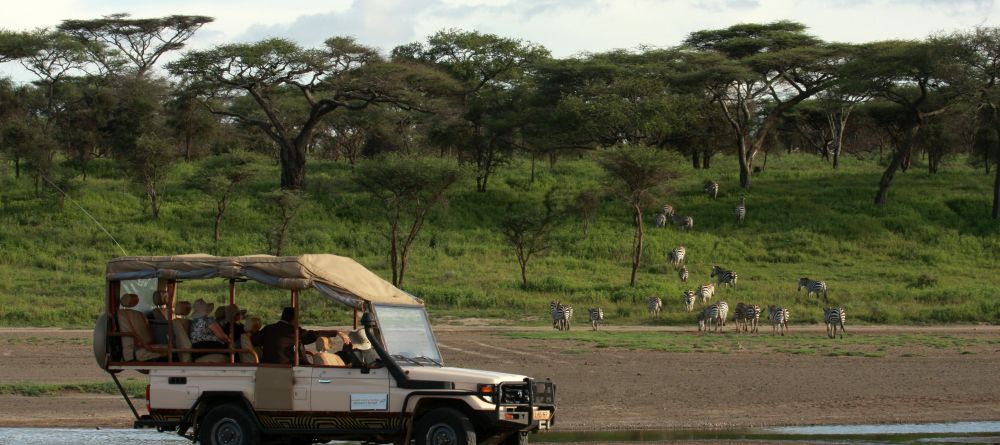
[
  {"left": 1, "top": 151, "right": 999, "bottom": 327},
  {"left": 0, "top": 380, "right": 145, "bottom": 398}
]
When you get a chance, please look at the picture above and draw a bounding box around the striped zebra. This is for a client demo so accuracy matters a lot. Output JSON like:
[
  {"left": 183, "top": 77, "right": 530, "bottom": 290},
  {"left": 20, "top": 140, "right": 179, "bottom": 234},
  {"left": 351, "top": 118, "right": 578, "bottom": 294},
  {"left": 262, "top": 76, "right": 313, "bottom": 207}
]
[
  {"left": 654, "top": 212, "right": 667, "bottom": 228},
  {"left": 697, "top": 283, "right": 715, "bottom": 304},
  {"left": 767, "top": 305, "right": 790, "bottom": 336},
  {"left": 662, "top": 204, "right": 675, "bottom": 217},
  {"left": 704, "top": 180, "right": 719, "bottom": 199},
  {"left": 733, "top": 302, "right": 748, "bottom": 332},
  {"left": 667, "top": 246, "right": 686, "bottom": 267},
  {"left": 711, "top": 265, "right": 738, "bottom": 288},
  {"left": 716, "top": 301, "right": 729, "bottom": 328},
  {"left": 824, "top": 307, "right": 846, "bottom": 339},
  {"left": 588, "top": 307, "right": 605, "bottom": 331},
  {"left": 550, "top": 301, "right": 573, "bottom": 330},
  {"left": 683, "top": 290, "right": 696, "bottom": 312},
  {"left": 798, "top": 278, "right": 829, "bottom": 302},
  {"left": 745, "top": 304, "right": 761, "bottom": 334},
  {"left": 735, "top": 197, "right": 746, "bottom": 224},
  {"left": 671, "top": 214, "right": 694, "bottom": 230},
  {"left": 647, "top": 297, "right": 663, "bottom": 317},
  {"left": 698, "top": 301, "right": 729, "bottom": 332},
  {"left": 678, "top": 265, "right": 689, "bottom": 283}
]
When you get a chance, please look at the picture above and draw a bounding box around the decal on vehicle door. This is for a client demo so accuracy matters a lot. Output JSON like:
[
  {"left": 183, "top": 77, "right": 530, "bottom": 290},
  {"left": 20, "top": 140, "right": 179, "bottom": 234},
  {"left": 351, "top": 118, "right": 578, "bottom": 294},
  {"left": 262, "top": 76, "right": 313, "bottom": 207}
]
[{"left": 350, "top": 393, "right": 388, "bottom": 411}]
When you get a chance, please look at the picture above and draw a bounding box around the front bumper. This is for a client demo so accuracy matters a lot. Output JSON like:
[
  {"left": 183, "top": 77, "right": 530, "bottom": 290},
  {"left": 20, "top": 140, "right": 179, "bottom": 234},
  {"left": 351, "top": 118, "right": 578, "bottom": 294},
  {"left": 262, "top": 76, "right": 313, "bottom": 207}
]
[{"left": 488, "top": 378, "right": 556, "bottom": 431}]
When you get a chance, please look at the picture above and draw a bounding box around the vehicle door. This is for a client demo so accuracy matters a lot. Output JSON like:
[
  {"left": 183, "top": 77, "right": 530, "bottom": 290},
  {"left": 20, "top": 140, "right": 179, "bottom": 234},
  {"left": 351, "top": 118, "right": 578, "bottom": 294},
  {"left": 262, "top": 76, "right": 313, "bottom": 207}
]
[{"left": 310, "top": 365, "right": 390, "bottom": 414}]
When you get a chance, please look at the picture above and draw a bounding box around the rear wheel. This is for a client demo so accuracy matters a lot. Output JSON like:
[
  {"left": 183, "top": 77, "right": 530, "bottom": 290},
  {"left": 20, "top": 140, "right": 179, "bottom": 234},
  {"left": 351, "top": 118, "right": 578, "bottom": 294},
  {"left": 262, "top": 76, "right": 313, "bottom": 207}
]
[
  {"left": 199, "top": 404, "right": 261, "bottom": 445},
  {"left": 415, "top": 408, "right": 476, "bottom": 445}
]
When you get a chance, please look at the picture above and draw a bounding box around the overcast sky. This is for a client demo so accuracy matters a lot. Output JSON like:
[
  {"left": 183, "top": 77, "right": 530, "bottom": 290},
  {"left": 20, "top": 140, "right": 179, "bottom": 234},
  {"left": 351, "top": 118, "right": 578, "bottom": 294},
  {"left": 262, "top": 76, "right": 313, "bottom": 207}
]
[{"left": 2, "top": 0, "right": 999, "bottom": 80}]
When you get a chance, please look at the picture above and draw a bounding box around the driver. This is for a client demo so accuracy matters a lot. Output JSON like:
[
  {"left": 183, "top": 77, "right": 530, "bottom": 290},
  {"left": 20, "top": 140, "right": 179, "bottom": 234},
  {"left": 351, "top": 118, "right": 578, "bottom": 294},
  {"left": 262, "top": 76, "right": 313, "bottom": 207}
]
[{"left": 251, "top": 307, "right": 350, "bottom": 365}]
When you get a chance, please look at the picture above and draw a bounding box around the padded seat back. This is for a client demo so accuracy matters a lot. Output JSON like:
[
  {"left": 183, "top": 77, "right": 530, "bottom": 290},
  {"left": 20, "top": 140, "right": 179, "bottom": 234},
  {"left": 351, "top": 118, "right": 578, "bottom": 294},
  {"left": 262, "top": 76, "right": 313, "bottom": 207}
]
[
  {"left": 170, "top": 319, "right": 193, "bottom": 362},
  {"left": 313, "top": 352, "right": 345, "bottom": 367},
  {"left": 118, "top": 294, "right": 164, "bottom": 362}
]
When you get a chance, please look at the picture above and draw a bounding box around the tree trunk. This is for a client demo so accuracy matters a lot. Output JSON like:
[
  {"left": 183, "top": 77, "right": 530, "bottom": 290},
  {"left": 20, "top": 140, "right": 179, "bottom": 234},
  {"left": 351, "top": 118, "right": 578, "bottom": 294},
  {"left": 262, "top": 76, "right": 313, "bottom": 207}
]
[
  {"left": 279, "top": 141, "right": 307, "bottom": 190},
  {"left": 993, "top": 160, "right": 1000, "bottom": 219},
  {"left": 389, "top": 221, "right": 400, "bottom": 286},
  {"left": 519, "top": 256, "right": 528, "bottom": 287},
  {"left": 214, "top": 205, "right": 224, "bottom": 242},
  {"left": 530, "top": 154, "right": 536, "bottom": 184},
  {"left": 629, "top": 206, "right": 643, "bottom": 287},
  {"left": 875, "top": 148, "right": 905, "bottom": 205},
  {"left": 702, "top": 151, "right": 712, "bottom": 169},
  {"left": 691, "top": 150, "right": 700, "bottom": 169},
  {"left": 14, "top": 155, "right": 20, "bottom": 179},
  {"left": 147, "top": 185, "right": 160, "bottom": 219},
  {"left": 738, "top": 152, "right": 751, "bottom": 189}
]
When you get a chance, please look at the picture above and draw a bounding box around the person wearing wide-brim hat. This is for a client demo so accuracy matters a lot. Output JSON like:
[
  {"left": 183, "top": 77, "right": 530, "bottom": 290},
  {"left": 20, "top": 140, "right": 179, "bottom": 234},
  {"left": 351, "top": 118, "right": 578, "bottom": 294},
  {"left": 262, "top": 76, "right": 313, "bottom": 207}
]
[
  {"left": 251, "top": 307, "right": 350, "bottom": 365},
  {"left": 219, "top": 303, "right": 249, "bottom": 349},
  {"left": 346, "top": 329, "right": 379, "bottom": 368},
  {"left": 189, "top": 298, "right": 231, "bottom": 359}
]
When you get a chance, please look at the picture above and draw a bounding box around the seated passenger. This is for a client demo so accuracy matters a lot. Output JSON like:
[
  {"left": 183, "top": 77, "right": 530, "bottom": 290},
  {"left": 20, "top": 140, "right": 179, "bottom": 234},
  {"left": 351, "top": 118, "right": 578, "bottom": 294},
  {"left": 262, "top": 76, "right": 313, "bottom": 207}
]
[
  {"left": 251, "top": 307, "right": 349, "bottom": 365},
  {"left": 246, "top": 317, "right": 262, "bottom": 335},
  {"left": 148, "top": 290, "right": 171, "bottom": 344},
  {"left": 313, "top": 337, "right": 346, "bottom": 367},
  {"left": 189, "top": 298, "right": 232, "bottom": 359},
  {"left": 219, "top": 304, "right": 248, "bottom": 347},
  {"left": 346, "top": 329, "right": 380, "bottom": 368}
]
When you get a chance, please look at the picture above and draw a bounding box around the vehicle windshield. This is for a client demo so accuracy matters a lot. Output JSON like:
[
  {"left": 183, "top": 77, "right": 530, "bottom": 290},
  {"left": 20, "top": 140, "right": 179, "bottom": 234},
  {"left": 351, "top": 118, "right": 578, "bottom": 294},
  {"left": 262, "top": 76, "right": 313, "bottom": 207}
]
[{"left": 373, "top": 304, "right": 442, "bottom": 366}]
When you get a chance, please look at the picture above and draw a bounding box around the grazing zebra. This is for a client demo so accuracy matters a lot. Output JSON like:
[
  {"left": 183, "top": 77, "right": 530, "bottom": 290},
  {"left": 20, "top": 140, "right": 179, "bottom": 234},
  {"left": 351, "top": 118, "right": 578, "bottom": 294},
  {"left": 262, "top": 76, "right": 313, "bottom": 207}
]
[
  {"left": 697, "top": 283, "right": 715, "bottom": 304},
  {"left": 683, "top": 290, "right": 696, "bottom": 312},
  {"left": 647, "top": 296, "right": 663, "bottom": 317},
  {"left": 588, "top": 307, "right": 605, "bottom": 331},
  {"left": 667, "top": 246, "right": 686, "bottom": 267},
  {"left": 704, "top": 180, "right": 719, "bottom": 199},
  {"left": 662, "top": 204, "right": 675, "bottom": 217},
  {"left": 654, "top": 212, "right": 667, "bottom": 228},
  {"left": 671, "top": 214, "right": 694, "bottom": 230},
  {"left": 798, "top": 278, "right": 829, "bottom": 302},
  {"left": 549, "top": 301, "right": 561, "bottom": 329},
  {"left": 678, "top": 265, "right": 689, "bottom": 283},
  {"left": 824, "top": 307, "right": 846, "bottom": 339},
  {"left": 735, "top": 197, "right": 746, "bottom": 224},
  {"left": 699, "top": 301, "right": 729, "bottom": 332},
  {"left": 711, "top": 265, "right": 738, "bottom": 288},
  {"left": 767, "top": 305, "right": 790, "bottom": 336}
]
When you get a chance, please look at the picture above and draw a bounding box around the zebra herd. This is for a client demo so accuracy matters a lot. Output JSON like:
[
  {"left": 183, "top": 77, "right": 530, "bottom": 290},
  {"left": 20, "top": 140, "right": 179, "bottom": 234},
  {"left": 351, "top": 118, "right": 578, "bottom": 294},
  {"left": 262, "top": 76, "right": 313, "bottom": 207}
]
[{"left": 654, "top": 181, "right": 748, "bottom": 229}]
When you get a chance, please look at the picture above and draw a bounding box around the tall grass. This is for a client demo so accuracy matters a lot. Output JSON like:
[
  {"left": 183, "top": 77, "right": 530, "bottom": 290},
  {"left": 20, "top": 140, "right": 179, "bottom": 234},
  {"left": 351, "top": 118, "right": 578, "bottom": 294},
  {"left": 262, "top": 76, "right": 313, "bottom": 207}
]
[{"left": 1, "top": 151, "right": 999, "bottom": 327}]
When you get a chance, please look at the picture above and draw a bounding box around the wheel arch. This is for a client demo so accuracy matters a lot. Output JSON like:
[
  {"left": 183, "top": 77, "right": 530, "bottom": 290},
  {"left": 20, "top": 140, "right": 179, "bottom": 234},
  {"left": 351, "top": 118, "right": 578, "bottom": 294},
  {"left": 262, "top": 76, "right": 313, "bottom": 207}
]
[{"left": 187, "top": 391, "right": 262, "bottom": 432}]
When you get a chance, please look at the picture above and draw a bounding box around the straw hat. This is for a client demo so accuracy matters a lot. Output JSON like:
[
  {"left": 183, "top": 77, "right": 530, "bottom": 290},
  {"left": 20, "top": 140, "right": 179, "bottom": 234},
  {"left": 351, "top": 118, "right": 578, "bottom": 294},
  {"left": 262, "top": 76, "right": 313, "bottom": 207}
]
[
  {"left": 348, "top": 329, "right": 372, "bottom": 351},
  {"left": 192, "top": 298, "right": 215, "bottom": 318}
]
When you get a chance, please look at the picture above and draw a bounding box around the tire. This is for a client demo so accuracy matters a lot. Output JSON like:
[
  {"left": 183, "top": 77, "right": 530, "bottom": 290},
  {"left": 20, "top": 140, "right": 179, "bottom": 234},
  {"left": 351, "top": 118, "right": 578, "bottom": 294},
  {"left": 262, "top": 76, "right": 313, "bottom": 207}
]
[
  {"left": 503, "top": 431, "right": 528, "bottom": 445},
  {"left": 198, "top": 404, "right": 261, "bottom": 445},
  {"left": 415, "top": 408, "right": 476, "bottom": 445}
]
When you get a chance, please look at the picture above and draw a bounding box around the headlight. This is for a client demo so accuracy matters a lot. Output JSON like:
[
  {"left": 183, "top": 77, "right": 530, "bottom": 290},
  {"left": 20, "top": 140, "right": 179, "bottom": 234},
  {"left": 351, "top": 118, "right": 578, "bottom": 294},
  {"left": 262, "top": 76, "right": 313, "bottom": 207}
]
[{"left": 477, "top": 383, "right": 496, "bottom": 403}]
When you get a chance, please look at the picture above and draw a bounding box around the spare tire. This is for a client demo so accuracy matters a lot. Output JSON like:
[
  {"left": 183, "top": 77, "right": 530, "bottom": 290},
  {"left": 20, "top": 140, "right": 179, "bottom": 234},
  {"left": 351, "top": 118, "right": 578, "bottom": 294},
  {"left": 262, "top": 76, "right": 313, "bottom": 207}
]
[{"left": 93, "top": 312, "right": 109, "bottom": 370}]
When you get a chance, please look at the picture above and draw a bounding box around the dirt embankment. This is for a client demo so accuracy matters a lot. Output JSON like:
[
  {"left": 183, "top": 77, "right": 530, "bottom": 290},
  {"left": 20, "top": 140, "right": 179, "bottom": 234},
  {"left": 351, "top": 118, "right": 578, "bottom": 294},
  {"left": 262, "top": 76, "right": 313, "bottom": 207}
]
[{"left": 1, "top": 326, "right": 999, "bottom": 430}]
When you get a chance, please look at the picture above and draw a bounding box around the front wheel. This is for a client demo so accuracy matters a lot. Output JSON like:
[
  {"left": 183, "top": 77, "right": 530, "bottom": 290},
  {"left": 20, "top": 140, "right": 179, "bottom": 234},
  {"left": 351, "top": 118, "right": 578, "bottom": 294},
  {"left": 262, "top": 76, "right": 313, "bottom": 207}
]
[
  {"left": 503, "top": 431, "right": 529, "bottom": 445},
  {"left": 198, "top": 404, "right": 261, "bottom": 445},
  {"left": 415, "top": 408, "right": 476, "bottom": 445}
]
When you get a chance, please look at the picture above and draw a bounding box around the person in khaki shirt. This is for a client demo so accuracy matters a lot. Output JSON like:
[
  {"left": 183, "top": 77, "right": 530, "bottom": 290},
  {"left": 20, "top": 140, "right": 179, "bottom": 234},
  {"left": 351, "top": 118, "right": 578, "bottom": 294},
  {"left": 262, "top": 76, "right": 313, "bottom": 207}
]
[{"left": 251, "top": 307, "right": 349, "bottom": 365}]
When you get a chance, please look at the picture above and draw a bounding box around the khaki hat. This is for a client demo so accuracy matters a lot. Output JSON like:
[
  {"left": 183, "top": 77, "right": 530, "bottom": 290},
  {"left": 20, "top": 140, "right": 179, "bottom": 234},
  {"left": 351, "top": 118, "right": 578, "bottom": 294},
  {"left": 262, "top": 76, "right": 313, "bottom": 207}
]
[
  {"left": 348, "top": 329, "right": 372, "bottom": 351},
  {"left": 223, "top": 304, "right": 247, "bottom": 323},
  {"left": 192, "top": 298, "right": 215, "bottom": 318}
]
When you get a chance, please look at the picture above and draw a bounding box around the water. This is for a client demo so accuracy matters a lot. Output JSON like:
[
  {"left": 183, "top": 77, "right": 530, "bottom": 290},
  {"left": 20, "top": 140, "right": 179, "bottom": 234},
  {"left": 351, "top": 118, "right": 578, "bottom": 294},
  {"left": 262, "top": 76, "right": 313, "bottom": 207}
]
[{"left": 2, "top": 422, "right": 1000, "bottom": 444}]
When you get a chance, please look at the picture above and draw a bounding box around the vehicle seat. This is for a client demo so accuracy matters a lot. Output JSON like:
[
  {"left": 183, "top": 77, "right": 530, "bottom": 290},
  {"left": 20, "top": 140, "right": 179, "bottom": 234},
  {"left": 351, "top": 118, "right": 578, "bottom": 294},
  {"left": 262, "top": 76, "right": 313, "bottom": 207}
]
[
  {"left": 117, "top": 293, "right": 167, "bottom": 362},
  {"left": 174, "top": 301, "right": 192, "bottom": 333},
  {"left": 313, "top": 337, "right": 346, "bottom": 367},
  {"left": 240, "top": 333, "right": 259, "bottom": 364}
]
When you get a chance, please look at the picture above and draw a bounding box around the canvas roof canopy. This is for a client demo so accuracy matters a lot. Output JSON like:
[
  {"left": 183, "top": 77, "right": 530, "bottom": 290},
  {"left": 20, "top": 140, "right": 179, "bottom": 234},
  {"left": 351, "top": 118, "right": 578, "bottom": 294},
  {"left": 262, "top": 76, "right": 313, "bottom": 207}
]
[{"left": 106, "top": 254, "right": 423, "bottom": 308}]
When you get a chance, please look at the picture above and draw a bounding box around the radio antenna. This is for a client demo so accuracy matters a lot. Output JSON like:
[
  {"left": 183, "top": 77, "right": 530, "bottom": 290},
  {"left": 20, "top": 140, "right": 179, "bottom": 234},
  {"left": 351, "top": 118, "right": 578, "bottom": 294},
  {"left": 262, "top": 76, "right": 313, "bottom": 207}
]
[{"left": 43, "top": 175, "right": 128, "bottom": 256}]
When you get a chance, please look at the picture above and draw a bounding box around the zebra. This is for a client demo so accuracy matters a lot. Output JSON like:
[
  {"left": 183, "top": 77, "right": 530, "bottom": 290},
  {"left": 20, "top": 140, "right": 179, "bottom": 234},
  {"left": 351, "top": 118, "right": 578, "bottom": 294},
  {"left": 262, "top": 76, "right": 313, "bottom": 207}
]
[
  {"left": 678, "top": 265, "right": 689, "bottom": 283},
  {"left": 550, "top": 301, "right": 573, "bottom": 330},
  {"left": 654, "top": 212, "right": 667, "bottom": 228},
  {"left": 824, "top": 307, "right": 846, "bottom": 339},
  {"left": 697, "top": 283, "right": 715, "bottom": 304},
  {"left": 733, "top": 302, "right": 748, "bottom": 332},
  {"left": 647, "top": 297, "right": 663, "bottom": 317},
  {"left": 662, "top": 204, "right": 675, "bottom": 217},
  {"left": 745, "top": 304, "right": 761, "bottom": 334},
  {"left": 699, "top": 301, "right": 729, "bottom": 332},
  {"left": 683, "top": 290, "right": 696, "bottom": 312},
  {"left": 711, "top": 265, "right": 738, "bottom": 288},
  {"left": 704, "top": 180, "right": 719, "bottom": 199},
  {"left": 767, "top": 305, "right": 790, "bottom": 336},
  {"left": 798, "top": 278, "right": 829, "bottom": 302},
  {"left": 671, "top": 214, "right": 694, "bottom": 230},
  {"left": 667, "top": 246, "right": 686, "bottom": 267},
  {"left": 735, "top": 197, "right": 746, "bottom": 224},
  {"left": 716, "top": 301, "right": 729, "bottom": 328},
  {"left": 588, "top": 307, "right": 605, "bottom": 331}
]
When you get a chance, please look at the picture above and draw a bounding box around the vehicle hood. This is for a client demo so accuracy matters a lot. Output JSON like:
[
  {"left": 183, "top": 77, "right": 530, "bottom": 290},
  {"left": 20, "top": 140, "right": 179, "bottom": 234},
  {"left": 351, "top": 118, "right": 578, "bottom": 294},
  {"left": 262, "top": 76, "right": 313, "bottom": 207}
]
[{"left": 403, "top": 366, "right": 528, "bottom": 387}]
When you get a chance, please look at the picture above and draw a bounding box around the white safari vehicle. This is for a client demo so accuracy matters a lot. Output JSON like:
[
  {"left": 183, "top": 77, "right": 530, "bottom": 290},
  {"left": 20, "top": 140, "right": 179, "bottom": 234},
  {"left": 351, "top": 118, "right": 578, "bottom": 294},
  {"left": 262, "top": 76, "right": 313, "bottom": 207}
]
[{"left": 93, "top": 254, "right": 555, "bottom": 445}]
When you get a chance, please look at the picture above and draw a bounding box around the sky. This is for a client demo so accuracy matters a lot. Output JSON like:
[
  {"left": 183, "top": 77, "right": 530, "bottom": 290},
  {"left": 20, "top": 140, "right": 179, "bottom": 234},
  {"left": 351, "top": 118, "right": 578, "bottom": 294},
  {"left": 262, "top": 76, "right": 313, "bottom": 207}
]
[{"left": 2, "top": 0, "right": 999, "bottom": 79}]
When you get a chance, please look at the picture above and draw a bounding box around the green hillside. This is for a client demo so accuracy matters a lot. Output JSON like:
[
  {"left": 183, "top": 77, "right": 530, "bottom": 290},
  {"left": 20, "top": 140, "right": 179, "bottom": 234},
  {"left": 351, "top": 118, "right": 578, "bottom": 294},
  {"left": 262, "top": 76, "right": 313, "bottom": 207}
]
[{"left": 1, "top": 152, "right": 999, "bottom": 328}]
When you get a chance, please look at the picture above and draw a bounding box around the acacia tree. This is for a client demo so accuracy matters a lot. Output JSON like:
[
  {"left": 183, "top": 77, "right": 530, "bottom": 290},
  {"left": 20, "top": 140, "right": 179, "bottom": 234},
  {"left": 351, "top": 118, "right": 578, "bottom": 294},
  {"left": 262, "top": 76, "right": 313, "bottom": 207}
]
[
  {"left": 58, "top": 13, "right": 212, "bottom": 77},
  {"left": 393, "top": 30, "right": 550, "bottom": 192},
  {"left": 355, "top": 154, "right": 461, "bottom": 287},
  {"left": 169, "top": 37, "right": 450, "bottom": 190},
  {"left": 600, "top": 147, "right": 674, "bottom": 287},
  {"left": 190, "top": 151, "right": 264, "bottom": 242},
  {"left": 500, "top": 189, "right": 562, "bottom": 287},
  {"left": 682, "top": 21, "right": 842, "bottom": 188},
  {"left": 955, "top": 27, "right": 1000, "bottom": 218}
]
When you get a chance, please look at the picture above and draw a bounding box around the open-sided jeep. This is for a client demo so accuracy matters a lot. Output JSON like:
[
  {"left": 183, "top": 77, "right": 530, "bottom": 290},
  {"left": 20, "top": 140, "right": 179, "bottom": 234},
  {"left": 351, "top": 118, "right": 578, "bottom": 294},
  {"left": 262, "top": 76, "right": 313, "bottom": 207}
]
[{"left": 93, "top": 254, "right": 555, "bottom": 445}]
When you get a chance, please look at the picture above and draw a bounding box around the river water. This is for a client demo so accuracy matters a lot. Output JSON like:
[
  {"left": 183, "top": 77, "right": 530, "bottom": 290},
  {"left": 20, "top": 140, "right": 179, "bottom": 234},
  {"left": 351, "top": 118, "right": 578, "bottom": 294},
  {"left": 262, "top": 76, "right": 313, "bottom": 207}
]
[{"left": 2, "top": 421, "right": 1000, "bottom": 444}]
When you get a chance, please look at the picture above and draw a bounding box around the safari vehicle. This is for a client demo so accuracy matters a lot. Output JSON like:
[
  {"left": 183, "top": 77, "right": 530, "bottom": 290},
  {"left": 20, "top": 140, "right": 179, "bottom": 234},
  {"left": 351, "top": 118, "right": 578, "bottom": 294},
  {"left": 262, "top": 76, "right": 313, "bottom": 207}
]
[{"left": 93, "top": 254, "right": 556, "bottom": 445}]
